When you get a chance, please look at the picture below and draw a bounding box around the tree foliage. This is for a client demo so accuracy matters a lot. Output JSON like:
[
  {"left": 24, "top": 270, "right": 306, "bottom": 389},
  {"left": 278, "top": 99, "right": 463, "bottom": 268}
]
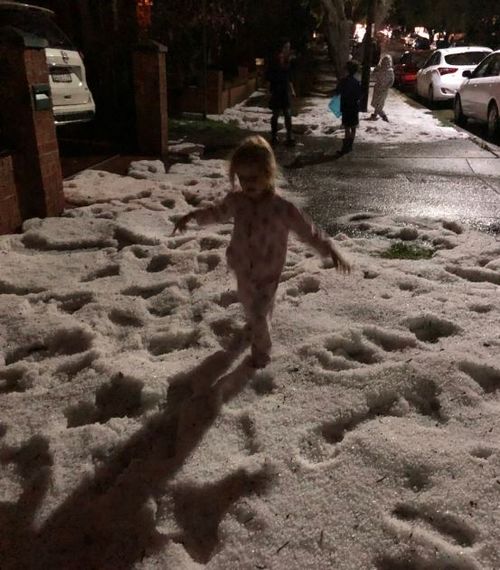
[
  {"left": 151, "top": 0, "right": 315, "bottom": 83},
  {"left": 151, "top": 0, "right": 247, "bottom": 84},
  {"left": 306, "top": 0, "right": 393, "bottom": 77},
  {"left": 152, "top": 0, "right": 498, "bottom": 99},
  {"left": 388, "top": 0, "right": 499, "bottom": 37}
]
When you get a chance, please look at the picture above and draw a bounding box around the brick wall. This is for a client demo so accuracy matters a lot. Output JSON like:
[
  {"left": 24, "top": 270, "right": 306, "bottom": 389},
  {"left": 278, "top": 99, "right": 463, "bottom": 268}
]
[
  {"left": 133, "top": 48, "right": 168, "bottom": 156},
  {"left": 0, "top": 45, "right": 64, "bottom": 220},
  {"left": 177, "top": 69, "right": 257, "bottom": 115},
  {"left": 0, "top": 45, "right": 64, "bottom": 222}
]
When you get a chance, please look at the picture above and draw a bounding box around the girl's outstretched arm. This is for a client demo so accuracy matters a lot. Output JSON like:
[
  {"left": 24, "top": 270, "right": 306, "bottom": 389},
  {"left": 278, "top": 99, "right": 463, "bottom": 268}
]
[
  {"left": 286, "top": 202, "right": 351, "bottom": 274},
  {"left": 172, "top": 194, "right": 235, "bottom": 235},
  {"left": 172, "top": 212, "right": 194, "bottom": 234}
]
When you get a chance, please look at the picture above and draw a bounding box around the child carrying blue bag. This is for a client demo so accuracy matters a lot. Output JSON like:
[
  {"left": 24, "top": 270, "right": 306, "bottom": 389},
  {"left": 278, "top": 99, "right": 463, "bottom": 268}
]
[{"left": 330, "top": 60, "right": 362, "bottom": 155}]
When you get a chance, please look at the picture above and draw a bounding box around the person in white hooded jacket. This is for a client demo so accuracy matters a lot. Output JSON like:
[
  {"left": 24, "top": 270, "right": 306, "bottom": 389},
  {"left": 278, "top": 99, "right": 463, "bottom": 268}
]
[{"left": 370, "top": 54, "right": 394, "bottom": 122}]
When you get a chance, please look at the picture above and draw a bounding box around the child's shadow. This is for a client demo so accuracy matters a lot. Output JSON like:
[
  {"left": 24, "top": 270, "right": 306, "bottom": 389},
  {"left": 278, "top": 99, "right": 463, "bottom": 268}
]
[
  {"left": 0, "top": 435, "right": 53, "bottom": 569},
  {"left": 285, "top": 148, "right": 345, "bottom": 169},
  {"left": 4, "top": 343, "right": 256, "bottom": 569}
]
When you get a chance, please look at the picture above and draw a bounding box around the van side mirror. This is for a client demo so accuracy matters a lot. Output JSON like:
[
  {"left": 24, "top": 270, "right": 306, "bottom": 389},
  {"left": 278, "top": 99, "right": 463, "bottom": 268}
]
[{"left": 462, "top": 70, "right": 472, "bottom": 78}]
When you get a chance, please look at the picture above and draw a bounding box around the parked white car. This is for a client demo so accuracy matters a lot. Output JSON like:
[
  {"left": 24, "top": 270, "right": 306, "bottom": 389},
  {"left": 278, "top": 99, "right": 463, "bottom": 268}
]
[
  {"left": 454, "top": 50, "right": 500, "bottom": 140},
  {"left": 0, "top": 1, "right": 95, "bottom": 125},
  {"left": 416, "top": 46, "right": 492, "bottom": 105}
]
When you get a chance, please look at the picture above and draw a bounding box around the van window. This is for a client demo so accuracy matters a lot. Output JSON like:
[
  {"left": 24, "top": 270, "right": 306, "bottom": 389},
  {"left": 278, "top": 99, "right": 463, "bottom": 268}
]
[{"left": 0, "top": 7, "right": 73, "bottom": 49}]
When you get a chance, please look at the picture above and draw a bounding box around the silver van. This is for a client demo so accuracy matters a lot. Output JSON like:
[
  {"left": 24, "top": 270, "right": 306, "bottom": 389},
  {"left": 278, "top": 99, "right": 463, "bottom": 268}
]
[{"left": 0, "top": 1, "right": 95, "bottom": 125}]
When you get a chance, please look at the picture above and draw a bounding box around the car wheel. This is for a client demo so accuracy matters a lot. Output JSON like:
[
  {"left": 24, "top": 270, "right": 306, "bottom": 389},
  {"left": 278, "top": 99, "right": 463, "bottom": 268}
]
[
  {"left": 428, "top": 84, "right": 435, "bottom": 108},
  {"left": 454, "top": 96, "right": 467, "bottom": 126},
  {"left": 487, "top": 103, "right": 499, "bottom": 141}
]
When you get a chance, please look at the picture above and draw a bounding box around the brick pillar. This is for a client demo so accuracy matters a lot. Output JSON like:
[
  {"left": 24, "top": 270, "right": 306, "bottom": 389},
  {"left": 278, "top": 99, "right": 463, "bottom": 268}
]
[
  {"left": 0, "top": 153, "right": 22, "bottom": 234},
  {"left": 133, "top": 41, "right": 168, "bottom": 157},
  {"left": 0, "top": 32, "right": 64, "bottom": 222},
  {"left": 207, "top": 70, "right": 223, "bottom": 114}
]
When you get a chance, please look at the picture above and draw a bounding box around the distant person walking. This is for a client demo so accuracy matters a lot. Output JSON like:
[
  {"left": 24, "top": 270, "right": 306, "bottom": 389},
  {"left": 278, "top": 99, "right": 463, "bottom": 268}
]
[
  {"left": 266, "top": 39, "right": 296, "bottom": 147},
  {"left": 370, "top": 54, "right": 394, "bottom": 122},
  {"left": 173, "top": 136, "right": 351, "bottom": 368},
  {"left": 334, "top": 60, "right": 362, "bottom": 155}
]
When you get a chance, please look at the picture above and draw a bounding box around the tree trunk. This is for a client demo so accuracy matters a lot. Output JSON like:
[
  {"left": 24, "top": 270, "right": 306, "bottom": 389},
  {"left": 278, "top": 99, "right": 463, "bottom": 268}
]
[
  {"left": 360, "top": 0, "right": 376, "bottom": 111},
  {"left": 320, "top": 0, "right": 353, "bottom": 80}
]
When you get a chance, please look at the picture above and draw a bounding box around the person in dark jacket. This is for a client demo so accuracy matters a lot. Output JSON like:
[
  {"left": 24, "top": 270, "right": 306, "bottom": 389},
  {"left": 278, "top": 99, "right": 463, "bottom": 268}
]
[
  {"left": 334, "top": 60, "right": 362, "bottom": 155},
  {"left": 266, "top": 40, "right": 296, "bottom": 147}
]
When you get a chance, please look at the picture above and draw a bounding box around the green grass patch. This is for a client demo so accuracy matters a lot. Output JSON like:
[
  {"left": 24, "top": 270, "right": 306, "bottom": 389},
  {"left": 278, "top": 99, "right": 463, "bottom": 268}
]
[
  {"left": 433, "top": 111, "right": 454, "bottom": 128},
  {"left": 380, "top": 241, "right": 435, "bottom": 260},
  {"left": 169, "top": 117, "right": 243, "bottom": 136},
  {"left": 399, "top": 94, "right": 454, "bottom": 127}
]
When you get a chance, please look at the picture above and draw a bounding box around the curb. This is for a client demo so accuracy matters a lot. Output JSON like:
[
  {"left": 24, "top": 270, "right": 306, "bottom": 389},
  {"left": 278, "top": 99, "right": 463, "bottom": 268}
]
[{"left": 452, "top": 124, "right": 500, "bottom": 158}]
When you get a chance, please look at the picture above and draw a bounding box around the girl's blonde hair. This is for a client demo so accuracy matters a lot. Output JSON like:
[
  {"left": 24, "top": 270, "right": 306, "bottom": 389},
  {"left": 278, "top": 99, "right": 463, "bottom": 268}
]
[{"left": 229, "top": 135, "right": 277, "bottom": 191}]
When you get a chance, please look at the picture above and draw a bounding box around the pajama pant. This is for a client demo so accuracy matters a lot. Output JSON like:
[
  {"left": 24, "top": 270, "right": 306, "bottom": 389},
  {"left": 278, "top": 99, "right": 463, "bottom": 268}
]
[{"left": 237, "top": 277, "right": 279, "bottom": 359}]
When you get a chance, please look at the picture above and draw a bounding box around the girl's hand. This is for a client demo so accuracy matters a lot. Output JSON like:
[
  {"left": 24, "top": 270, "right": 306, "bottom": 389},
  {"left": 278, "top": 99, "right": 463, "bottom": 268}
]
[
  {"left": 172, "top": 213, "right": 193, "bottom": 235},
  {"left": 331, "top": 250, "right": 352, "bottom": 274}
]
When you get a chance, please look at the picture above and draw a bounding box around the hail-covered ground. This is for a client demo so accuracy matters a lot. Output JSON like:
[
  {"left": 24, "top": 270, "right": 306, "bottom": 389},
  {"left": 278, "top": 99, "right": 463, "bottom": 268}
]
[
  {"left": 1, "top": 98, "right": 500, "bottom": 570},
  {"left": 210, "top": 88, "right": 468, "bottom": 144}
]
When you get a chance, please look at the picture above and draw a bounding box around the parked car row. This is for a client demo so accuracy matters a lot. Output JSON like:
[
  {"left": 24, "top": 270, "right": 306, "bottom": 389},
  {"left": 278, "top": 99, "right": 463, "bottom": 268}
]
[
  {"left": 454, "top": 50, "right": 500, "bottom": 139},
  {"left": 393, "top": 45, "right": 500, "bottom": 139},
  {"left": 393, "top": 50, "right": 431, "bottom": 89},
  {"left": 415, "top": 47, "right": 492, "bottom": 104}
]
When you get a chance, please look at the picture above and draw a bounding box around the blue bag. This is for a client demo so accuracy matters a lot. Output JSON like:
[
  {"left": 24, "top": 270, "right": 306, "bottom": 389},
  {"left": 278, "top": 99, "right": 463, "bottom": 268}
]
[{"left": 328, "top": 94, "right": 341, "bottom": 118}]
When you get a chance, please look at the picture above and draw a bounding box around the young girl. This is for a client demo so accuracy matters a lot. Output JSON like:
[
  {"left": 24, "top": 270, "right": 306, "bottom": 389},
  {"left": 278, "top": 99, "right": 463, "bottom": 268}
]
[{"left": 173, "top": 136, "right": 351, "bottom": 368}]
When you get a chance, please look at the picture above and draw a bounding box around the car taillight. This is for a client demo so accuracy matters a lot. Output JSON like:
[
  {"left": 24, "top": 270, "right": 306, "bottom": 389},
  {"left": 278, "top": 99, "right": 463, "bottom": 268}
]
[{"left": 437, "top": 67, "right": 458, "bottom": 75}]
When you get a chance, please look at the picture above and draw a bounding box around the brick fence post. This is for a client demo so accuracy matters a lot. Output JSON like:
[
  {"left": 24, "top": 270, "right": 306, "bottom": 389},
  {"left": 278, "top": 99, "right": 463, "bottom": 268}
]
[
  {"left": 133, "top": 41, "right": 168, "bottom": 157},
  {"left": 207, "top": 70, "right": 223, "bottom": 114},
  {"left": 0, "top": 29, "right": 64, "bottom": 222},
  {"left": 0, "top": 153, "right": 21, "bottom": 234}
]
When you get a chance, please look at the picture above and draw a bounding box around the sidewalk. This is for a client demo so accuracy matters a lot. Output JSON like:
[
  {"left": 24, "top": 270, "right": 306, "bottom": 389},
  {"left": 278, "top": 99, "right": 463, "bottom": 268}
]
[
  {"left": 210, "top": 84, "right": 500, "bottom": 232},
  {"left": 287, "top": 136, "right": 500, "bottom": 233}
]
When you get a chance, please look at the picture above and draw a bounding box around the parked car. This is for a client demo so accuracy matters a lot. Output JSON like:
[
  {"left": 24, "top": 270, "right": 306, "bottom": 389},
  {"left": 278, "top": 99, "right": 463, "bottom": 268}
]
[
  {"left": 393, "top": 50, "right": 431, "bottom": 90},
  {"left": 413, "top": 35, "right": 431, "bottom": 50},
  {"left": 416, "top": 46, "right": 492, "bottom": 105},
  {"left": 0, "top": 1, "right": 95, "bottom": 125},
  {"left": 454, "top": 49, "right": 500, "bottom": 140}
]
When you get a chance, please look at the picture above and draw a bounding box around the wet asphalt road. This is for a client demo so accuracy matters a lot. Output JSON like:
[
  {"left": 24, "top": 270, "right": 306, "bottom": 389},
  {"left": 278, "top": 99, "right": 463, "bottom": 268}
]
[
  {"left": 232, "top": 72, "right": 500, "bottom": 234},
  {"left": 281, "top": 136, "right": 500, "bottom": 234}
]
